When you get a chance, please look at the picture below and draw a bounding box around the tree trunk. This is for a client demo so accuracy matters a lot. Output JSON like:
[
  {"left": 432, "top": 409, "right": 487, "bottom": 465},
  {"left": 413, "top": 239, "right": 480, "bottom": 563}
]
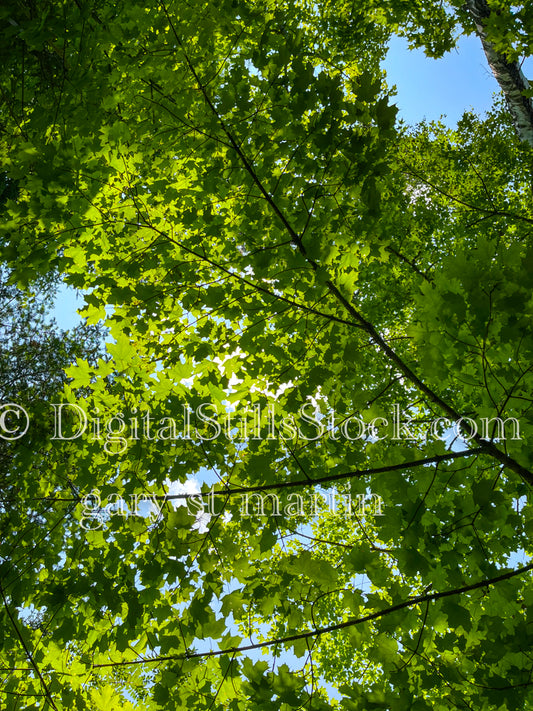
[{"left": 466, "top": 0, "right": 533, "bottom": 147}]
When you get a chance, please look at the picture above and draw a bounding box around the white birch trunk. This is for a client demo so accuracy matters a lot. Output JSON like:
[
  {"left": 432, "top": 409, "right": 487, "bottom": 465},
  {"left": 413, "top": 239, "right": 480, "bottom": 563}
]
[{"left": 466, "top": 0, "right": 533, "bottom": 147}]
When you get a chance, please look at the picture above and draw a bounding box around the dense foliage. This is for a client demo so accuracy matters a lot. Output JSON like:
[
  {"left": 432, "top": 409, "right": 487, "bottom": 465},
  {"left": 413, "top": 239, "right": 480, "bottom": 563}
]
[{"left": 1, "top": 1, "right": 533, "bottom": 709}]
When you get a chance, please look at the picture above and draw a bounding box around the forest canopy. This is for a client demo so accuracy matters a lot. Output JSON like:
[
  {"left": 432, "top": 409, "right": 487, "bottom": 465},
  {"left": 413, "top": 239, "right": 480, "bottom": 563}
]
[{"left": 1, "top": 1, "right": 533, "bottom": 709}]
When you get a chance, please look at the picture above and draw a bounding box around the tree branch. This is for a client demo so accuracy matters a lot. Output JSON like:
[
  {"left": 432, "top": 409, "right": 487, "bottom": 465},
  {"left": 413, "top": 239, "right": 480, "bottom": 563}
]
[
  {"left": 466, "top": 0, "right": 533, "bottom": 147},
  {"left": 164, "top": 3, "right": 533, "bottom": 488},
  {"left": 92, "top": 560, "right": 533, "bottom": 668}
]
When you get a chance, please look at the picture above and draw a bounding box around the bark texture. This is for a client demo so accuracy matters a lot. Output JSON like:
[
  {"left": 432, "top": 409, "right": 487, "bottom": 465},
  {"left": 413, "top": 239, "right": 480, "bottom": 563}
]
[{"left": 466, "top": 0, "right": 533, "bottom": 147}]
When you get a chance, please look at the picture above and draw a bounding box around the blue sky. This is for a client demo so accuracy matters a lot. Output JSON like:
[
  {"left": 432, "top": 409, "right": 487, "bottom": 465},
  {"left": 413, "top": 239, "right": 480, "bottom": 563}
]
[{"left": 384, "top": 33, "right": 501, "bottom": 126}]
